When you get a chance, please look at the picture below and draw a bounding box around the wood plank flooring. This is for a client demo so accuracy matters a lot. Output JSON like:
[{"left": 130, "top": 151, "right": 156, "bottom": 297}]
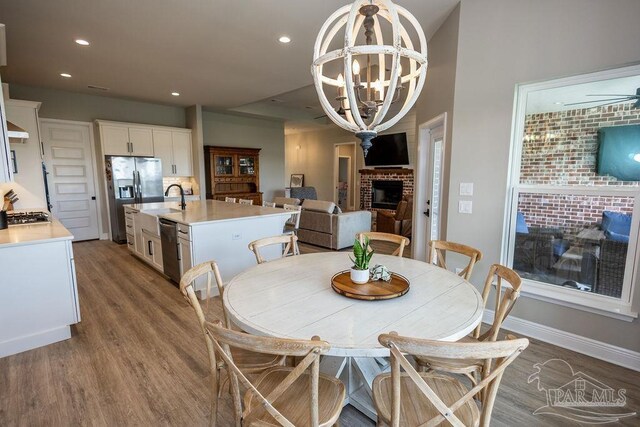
[{"left": 1, "top": 240, "right": 638, "bottom": 426}]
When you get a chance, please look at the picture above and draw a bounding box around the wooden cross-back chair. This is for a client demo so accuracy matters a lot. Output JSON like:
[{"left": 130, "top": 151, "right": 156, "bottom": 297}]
[
  {"left": 428, "top": 240, "right": 483, "bottom": 280},
  {"left": 374, "top": 332, "right": 529, "bottom": 427},
  {"left": 248, "top": 234, "right": 299, "bottom": 265},
  {"left": 262, "top": 201, "right": 276, "bottom": 208},
  {"left": 415, "top": 264, "right": 522, "bottom": 390},
  {"left": 238, "top": 198, "right": 253, "bottom": 205},
  {"left": 205, "top": 320, "right": 345, "bottom": 427},
  {"left": 179, "top": 262, "right": 285, "bottom": 427},
  {"left": 357, "top": 231, "right": 410, "bottom": 257},
  {"left": 225, "top": 197, "right": 237, "bottom": 203}
]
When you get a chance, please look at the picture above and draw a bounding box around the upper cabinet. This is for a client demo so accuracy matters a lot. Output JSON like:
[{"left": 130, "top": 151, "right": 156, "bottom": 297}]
[
  {"left": 99, "top": 122, "right": 154, "bottom": 157},
  {"left": 0, "top": 80, "right": 11, "bottom": 183},
  {"left": 152, "top": 129, "right": 192, "bottom": 176}
]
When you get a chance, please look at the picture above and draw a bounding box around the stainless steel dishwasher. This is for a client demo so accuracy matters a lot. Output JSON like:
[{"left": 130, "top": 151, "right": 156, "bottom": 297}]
[{"left": 159, "top": 218, "right": 180, "bottom": 284}]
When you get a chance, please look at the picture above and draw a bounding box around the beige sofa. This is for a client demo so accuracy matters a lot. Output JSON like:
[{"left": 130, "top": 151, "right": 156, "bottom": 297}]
[{"left": 297, "top": 200, "right": 372, "bottom": 250}]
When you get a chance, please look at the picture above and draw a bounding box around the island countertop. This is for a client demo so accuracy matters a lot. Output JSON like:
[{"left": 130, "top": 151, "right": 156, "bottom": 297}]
[
  {"left": 0, "top": 218, "right": 74, "bottom": 248},
  {"left": 124, "top": 200, "right": 293, "bottom": 226}
]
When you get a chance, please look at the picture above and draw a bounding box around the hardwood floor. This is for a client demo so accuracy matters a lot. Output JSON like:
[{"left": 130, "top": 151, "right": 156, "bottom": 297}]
[{"left": 1, "top": 240, "right": 638, "bottom": 426}]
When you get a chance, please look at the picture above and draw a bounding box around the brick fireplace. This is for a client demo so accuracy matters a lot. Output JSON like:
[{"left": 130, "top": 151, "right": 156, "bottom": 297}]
[{"left": 360, "top": 168, "right": 414, "bottom": 214}]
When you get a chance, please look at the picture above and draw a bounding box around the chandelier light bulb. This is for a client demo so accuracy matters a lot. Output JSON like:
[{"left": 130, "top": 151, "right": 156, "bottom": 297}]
[
  {"left": 311, "top": 0, "right": 428, "bottom": 156},
  {"left": 352, "top": 59, "right": 361, "bottom": 76}
]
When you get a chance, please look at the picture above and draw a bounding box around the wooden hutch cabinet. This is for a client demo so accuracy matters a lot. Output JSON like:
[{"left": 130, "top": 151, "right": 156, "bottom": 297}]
[{"left": 204, "top": 146, "right": 262, "bottom": 205}]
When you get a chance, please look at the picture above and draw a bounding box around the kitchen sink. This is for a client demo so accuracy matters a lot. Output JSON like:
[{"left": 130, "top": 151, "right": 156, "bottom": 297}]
[{"left": 143, "top": 208, "right": 182, "bottom": 215}]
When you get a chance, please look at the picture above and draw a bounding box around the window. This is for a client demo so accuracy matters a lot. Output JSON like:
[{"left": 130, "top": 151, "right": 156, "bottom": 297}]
[{"left": 504, "top": 65, "right": 640, "bottom": 319}]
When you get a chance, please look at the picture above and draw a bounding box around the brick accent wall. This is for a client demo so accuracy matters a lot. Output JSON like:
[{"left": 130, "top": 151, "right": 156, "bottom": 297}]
[
  {"left": 359, "top": 169, "right": 414, "bottom": 215},
  {"left": 521, "top": 102, "right": 640, "bottom": 186},
  {"left": 518, "top": 193, "right": 635, "bottom": 234},
  {"left": 518, "top": 102, "right": 639, "bottom": 233}
]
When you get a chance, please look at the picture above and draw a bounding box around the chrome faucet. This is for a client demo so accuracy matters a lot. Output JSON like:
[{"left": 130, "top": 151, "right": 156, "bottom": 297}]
[{"left": 165, "top": 184, "right": 186, "bottom": 210}]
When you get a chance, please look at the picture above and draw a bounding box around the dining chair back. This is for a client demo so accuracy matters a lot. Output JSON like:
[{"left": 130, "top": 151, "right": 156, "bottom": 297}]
[
  {"left": 248, "top": 234, "right": 299, "bottom": 264},
  {"left": 283, "top": 204, "right": 302, "bottom": 230},
  {"left": 262, "top": 201, "right": 276, "bottom": 208},
  {"left": 238, "top": 198, "right": 253, "bottom": 205},
  {"left": 225, "top": 197, "right": 237, "bottom": 203},
  {"left": 474, "top": 264, "right": 522, "bottom": 341},
  {"left": 180, "top": 262, "right": 285, "bottom": 427},
  {"left": 357, "top": 231, "right": 410, "bottom": 257},
  {"left": 428, "top": 240, "right": 483, "bottom": 280},
  {"left": 205, "top": 320, "right": 344, "bottom": 427},
  {"left": 374, "top": 332, "right": 529, "bottom": 427},
  {"left": 179, "top": 262, "right": 228, "bottom": 427}
]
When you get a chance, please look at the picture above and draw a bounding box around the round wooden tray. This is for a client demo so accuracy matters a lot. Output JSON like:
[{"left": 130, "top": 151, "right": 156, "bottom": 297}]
[{"left": 331, "top": 270, "right": 410, "bottom": 301}]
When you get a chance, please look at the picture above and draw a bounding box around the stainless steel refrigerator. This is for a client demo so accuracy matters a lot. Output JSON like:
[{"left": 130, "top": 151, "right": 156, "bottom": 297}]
[{"left": 105, "top": 156, "right": 164, "bottom": 243}]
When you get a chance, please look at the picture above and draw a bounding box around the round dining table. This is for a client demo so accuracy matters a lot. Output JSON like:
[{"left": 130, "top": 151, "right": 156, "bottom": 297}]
[{"left": 224, "top": 252, "right": 484, "bottom": 420}]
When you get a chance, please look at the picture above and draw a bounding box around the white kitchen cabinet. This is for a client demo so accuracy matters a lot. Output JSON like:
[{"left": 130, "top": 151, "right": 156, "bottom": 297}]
[
  {"left": 129, "top": 127, "right": 153, "bottom": 156},
  {"left": 99, "top": 123, "right": 154, "bottom": 157},
  {"left": 152, "top": 129, "right": 193, "bottom": 176},
  {"left": 178, "top": 223, "right": 192, "bottom": 277},
  {"left": 172, "top": 131, "right": 192, "bottom": 176},
  {"left": 142, "top": 230, "right": 163, "bottom": 271},
  {"left": 0, "top": 77, "right": 12, "bottom": 183},
  {"left": 0, "top": 236, "right": 80, "bottom": 358},
  {"left": 101, "top": 125, "right": 130, "bottom": 156}
]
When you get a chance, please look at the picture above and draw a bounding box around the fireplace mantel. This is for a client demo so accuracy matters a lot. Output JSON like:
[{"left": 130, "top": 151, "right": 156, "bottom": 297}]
[{"left": 360, "top": 168, "right": 413, "bottom": 175}]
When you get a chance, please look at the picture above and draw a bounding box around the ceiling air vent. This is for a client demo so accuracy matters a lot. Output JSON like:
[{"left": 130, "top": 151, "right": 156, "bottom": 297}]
[{"left": 87, "top": 85, "right": 109, "bottom": 91}]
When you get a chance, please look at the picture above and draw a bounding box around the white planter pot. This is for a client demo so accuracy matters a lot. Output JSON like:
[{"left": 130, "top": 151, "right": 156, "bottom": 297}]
[{"left": 350, "top": 268, "right": 370, "bottom": 284}]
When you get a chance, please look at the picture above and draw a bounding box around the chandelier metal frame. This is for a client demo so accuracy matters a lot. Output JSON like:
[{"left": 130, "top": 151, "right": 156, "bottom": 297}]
[{"left": 311, "top": 0, "right": 428, "bottom": 156}]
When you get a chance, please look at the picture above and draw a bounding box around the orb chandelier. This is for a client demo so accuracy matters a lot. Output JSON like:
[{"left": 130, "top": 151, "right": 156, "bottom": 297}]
[{"left": 311, "top": 0, "right": 428, "bottom": 156}]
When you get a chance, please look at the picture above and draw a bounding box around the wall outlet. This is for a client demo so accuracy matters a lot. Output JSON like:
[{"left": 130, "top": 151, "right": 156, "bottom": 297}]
[
  {"left": 232, "top": 232, "right": 241, "bottom": 240},
  {"left": 459, "top": 182, "right": 474, "bottom": 196},
  {"left": 459, "top": 200, "right": 473, "bottom": 214}
]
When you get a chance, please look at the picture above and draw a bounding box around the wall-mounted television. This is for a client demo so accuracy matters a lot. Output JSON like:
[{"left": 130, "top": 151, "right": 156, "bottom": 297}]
[
  {"left": 597, "top": 124, "right": 640, "bottom": 181},
  {"left": 364, "top": 132, "right": 409, "bottom": 167}
]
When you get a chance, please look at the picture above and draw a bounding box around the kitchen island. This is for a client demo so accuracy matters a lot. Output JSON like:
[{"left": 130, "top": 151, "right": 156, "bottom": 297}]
[
  {"left": 123, "top": 200, "right": 293, "bottom": 295},
  {"left": 0, "top": 218, "right": 80, "bottom": 358}
]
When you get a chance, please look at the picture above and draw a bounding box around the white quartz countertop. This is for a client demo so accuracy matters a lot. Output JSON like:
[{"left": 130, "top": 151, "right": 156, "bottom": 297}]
[
  {"left": 0, "top": 218, "right": 74, "bottom": 248},
  {"left": 124, "top": 200, "right": 292, "bottom": 226}
]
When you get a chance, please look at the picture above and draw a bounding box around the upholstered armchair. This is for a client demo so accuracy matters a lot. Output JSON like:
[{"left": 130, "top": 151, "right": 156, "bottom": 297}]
[{"left": 376, "top": 196, "right": 413, "bottom": 237}]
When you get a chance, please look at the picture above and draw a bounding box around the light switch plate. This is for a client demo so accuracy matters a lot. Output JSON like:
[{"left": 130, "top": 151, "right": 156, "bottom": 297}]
[
  {"left": 460, "top": 182, "right": 474, "bottom": 196},
  {"left": 459, "top": 200, "right": 473, "bottom": 214}
]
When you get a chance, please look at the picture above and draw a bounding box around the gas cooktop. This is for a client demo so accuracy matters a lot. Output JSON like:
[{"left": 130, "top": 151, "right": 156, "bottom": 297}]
[{"left": 7, "top": 211, "right": 51, "bottom": 225}]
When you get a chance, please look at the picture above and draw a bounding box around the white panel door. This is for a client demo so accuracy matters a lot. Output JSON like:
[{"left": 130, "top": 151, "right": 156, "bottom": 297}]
[
  {"left": 172, "top": 131, "right": 193, "bottom": 176},
  {"left": 129, "top": 127, "right": 154, "bottom": 156},
  {"left": 152, "top": 129, "right": 174, "bottom": 176},
  {"left": 42, "top": 120, "right": 100, "bottom": 241},
  {"left": 101, "top": 124, "right": 130, "bottom": 156}
]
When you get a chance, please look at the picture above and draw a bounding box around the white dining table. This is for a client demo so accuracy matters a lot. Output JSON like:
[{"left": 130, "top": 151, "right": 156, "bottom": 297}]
[{"left": 223, "top": 252, "right": 484, "bottom": 420}]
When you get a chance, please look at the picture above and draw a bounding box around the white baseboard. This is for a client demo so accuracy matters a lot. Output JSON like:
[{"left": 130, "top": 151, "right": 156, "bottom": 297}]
[
  {"left": 483, "top": 310, "right": 640, "bottom": 372},
  {"left": 0, "top": 326, "right": 71, "bottom": 358},
  {"left": 100, "top": 233, "right": 109, "bottom": 240}
]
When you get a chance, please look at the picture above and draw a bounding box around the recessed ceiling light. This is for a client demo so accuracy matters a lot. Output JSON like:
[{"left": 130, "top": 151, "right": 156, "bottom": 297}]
[
  {"left": 633, "top": 153, "right": 640, "bottom": 162},
  {"left": 75, "top": 39, "right": 90, "bottom": 46},
  {"left": 171, "top": 92, "right": 180, "bottom": 96},
  {"left": 278, "top": 36, "right": 291, "bottom": 44},
  {"left": 554, "top": 101, "right": 563, "bottom": 105},
  {"left": 60, "top": 73, "right": 72, "bottom": 78}
]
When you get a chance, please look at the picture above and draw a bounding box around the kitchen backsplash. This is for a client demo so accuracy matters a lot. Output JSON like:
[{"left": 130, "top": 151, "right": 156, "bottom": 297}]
[{"left": 163, "top": 176, "right": 199, "bottom": 197}]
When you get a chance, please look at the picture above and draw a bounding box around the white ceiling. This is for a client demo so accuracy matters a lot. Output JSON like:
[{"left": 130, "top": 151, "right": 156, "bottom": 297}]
[
  {"left": 0, "top": 0, "right": 459, "bottom": 118},
  {"left": 526, "top": 75, "right": 640, "bottom": 114}
]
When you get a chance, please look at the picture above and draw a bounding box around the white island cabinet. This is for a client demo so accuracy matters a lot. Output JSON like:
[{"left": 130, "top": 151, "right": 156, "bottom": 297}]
[
  {"left": 124, "top": 200, "right": 292, "bottom": 294},
  {"left": 0, "top": 220, "right": 80, "bottom": 358}
]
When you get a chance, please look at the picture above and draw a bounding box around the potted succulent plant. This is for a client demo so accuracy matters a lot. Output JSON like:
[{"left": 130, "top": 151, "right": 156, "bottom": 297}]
[{"left": 350, "top": 236, "right": 374, "bottom": 284}]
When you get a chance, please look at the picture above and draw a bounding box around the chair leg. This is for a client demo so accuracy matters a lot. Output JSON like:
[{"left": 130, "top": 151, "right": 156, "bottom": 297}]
[{"left": 210, "top": 371, "right": 218, "bottom": 427}]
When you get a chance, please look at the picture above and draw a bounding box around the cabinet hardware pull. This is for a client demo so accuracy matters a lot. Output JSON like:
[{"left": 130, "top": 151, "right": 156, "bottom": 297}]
[
  {"left": 148, "top": 240, "right": 153, "bottom": 255},
  {"left": 177, "top": 243, "right": 181, "bottom": 261},
  {"left": 178, "top": 230, "right": 188, "bottom": 234}
]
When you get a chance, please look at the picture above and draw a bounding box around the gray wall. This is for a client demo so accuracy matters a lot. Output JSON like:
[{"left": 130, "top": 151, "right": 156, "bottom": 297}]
[
  {"left": 202, "top": 111, "right": 285, "bottom": 202},
  {"left": 9, "top": 84, "right": 186, "bottom": 127},
  {"left": 414, "top": 4, "right": 460, "bottom": 241},
  {"left": 447, "top": 0, "right": 640, "bottom": 352}
]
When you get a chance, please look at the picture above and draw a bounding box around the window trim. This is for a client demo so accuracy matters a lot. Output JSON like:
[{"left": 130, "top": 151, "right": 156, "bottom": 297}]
[{"left": 502, "top": 64, "right": 640, "bottom": 320}]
